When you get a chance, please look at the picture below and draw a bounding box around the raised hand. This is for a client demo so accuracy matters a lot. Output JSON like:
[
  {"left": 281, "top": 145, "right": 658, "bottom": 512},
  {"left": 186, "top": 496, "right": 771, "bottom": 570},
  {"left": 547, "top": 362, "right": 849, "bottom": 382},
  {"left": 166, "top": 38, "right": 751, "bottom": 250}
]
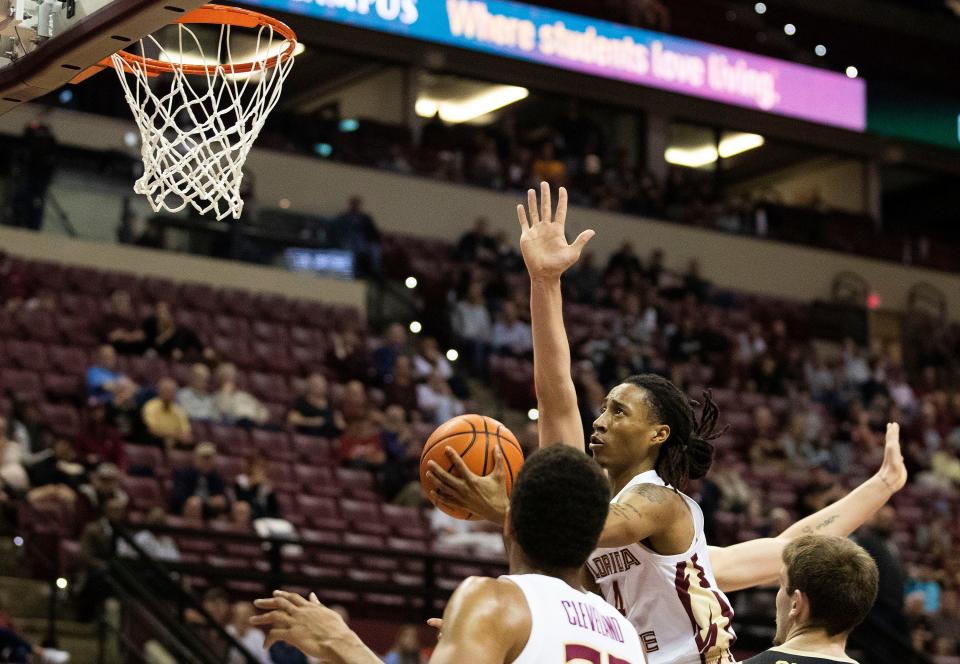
[
  {"left": 517, "top": 182, "right": 595, "bottom": 281},
  {"left": 878, "top": 422, "right": 907, "bottom": 494},
  {"left": 426, "top": 447, "right": 509, "bottom": 524}
]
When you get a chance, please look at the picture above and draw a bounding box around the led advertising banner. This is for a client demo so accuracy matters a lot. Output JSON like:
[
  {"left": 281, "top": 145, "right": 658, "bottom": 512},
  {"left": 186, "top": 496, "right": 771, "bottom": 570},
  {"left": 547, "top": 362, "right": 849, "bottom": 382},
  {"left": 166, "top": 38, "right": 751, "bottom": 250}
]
[{"left": 242, "top": 0, "right": 866, "bottom": 131}]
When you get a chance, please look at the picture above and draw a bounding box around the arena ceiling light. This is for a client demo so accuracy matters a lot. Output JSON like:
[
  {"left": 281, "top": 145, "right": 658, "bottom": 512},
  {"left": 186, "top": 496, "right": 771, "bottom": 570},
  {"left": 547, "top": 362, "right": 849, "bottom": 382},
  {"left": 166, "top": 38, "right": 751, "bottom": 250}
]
[
  {"left": 415, "top": 85, "right": 529, "bottom": 124},
  {"left": 664, "top": 132, "right": 765, "bottom": 168}
]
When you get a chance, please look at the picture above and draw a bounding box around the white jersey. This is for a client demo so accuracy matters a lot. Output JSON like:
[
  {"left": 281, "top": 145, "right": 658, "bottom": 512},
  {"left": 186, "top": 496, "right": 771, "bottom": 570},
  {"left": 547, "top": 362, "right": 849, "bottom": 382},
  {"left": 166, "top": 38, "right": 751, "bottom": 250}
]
[
  {"left": 502, "top": 573, "right": 645, "bottom": 664},
  {"left": 588, "top": 470, "right": 736, "bottom": 664}
]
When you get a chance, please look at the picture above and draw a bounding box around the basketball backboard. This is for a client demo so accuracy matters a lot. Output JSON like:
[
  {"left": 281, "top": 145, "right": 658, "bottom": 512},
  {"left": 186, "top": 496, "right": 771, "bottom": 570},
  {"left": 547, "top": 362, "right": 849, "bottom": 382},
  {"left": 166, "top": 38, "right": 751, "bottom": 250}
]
[{"left": 0, "top": 0, "right": 205, "bottom": 115}]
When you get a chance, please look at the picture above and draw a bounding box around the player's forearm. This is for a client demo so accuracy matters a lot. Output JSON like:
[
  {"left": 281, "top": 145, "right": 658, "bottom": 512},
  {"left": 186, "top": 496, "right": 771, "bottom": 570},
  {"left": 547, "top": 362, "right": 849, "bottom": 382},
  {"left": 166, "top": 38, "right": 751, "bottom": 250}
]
[
  {"left": 779, "top": 474, "right": 893, "bottom": 541},
  {"left": 530, "top": 277, "right": 582, "bottom": 445},
  {"left": 316, "top": 636, "right": 381, "bottom": 664}
]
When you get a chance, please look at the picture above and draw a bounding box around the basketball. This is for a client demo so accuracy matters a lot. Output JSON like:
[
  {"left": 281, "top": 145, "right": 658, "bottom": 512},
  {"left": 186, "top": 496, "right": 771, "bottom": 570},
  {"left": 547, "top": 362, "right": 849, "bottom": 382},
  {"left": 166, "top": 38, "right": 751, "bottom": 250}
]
[{"left": 420, "top": 414, "right": 525, "bottom": 520}]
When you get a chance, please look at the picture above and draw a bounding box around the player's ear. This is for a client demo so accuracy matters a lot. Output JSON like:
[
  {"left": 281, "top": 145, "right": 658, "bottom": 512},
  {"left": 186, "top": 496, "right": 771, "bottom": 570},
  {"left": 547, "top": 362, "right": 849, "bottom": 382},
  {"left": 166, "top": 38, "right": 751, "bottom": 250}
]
[
  {"left": 652, "top": 424, "right": 670, "bottom": 445},
  {"left": 789, "top": 589, "right": 805, "bottom": 619}
]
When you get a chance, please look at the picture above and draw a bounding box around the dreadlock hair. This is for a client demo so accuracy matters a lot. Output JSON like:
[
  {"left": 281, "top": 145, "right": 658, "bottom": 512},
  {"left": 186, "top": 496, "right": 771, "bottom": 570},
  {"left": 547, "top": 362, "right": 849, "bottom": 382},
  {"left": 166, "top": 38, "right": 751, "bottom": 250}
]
[{"left": 623, "top": 374, "right": 725, "bottom": 490}]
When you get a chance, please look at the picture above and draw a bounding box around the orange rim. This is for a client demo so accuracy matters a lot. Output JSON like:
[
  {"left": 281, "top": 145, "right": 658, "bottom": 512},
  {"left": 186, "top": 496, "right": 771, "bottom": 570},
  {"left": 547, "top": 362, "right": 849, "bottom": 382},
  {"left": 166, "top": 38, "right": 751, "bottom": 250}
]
[{"left": 106, "top": 4, "right": 297, "bottom": 77}]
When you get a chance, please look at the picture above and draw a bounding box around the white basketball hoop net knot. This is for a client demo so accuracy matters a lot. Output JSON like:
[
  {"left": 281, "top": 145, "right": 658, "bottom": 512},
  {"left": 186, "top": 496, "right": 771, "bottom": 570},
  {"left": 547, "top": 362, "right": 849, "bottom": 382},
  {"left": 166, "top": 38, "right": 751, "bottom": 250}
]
[{"left": 111, "top": 10, "right": 296, "bottom": 220}]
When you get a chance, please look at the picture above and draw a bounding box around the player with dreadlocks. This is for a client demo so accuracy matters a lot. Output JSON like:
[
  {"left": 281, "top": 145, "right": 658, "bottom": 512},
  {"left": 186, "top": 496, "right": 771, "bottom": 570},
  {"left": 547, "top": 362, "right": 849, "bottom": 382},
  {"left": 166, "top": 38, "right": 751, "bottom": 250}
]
[{"left": 428, "top": 183, "right": 908, "bottom": 664}]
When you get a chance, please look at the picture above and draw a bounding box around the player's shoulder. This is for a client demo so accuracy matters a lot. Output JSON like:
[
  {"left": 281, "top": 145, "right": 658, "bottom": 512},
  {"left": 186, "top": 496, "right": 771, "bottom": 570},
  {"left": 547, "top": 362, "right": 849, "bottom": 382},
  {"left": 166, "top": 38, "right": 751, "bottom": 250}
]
[
  {"left": 618, "top": 482, "right": 685, "bottom": 510},
  {"left": 449, "top": 576, "right": 528, "bottom": 616}
]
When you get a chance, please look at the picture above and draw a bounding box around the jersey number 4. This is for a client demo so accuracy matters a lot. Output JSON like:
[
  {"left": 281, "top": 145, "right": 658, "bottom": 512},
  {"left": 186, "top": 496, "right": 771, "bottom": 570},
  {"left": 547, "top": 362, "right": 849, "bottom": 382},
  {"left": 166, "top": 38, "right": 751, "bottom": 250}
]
[{"left": 565, "top": 644, "right": 633, "bottom": 664}]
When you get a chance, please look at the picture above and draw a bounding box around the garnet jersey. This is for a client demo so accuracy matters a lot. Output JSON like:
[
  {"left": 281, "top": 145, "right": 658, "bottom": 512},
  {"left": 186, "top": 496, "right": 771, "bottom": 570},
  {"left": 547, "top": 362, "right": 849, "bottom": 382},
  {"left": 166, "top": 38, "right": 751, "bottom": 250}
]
[
  {"left": 589, "top": 470, "right": 736, "bottom": 664},
  {"left": 501, "top": 573, "right": 645, "bottom": 664}
]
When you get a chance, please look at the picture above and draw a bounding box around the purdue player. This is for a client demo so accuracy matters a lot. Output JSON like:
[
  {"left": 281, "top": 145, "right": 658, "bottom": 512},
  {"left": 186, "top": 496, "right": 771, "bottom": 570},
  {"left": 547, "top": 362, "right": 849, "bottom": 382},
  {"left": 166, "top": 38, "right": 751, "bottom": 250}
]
[
  {"left": 744, "top": 535, "right": 878, "bottom": 664},
  {"left": 251, "top": 446, "right": 644, "bottom": 664},
  {"left": 426, "top": 183, "right": 907, "bottom": 664}
]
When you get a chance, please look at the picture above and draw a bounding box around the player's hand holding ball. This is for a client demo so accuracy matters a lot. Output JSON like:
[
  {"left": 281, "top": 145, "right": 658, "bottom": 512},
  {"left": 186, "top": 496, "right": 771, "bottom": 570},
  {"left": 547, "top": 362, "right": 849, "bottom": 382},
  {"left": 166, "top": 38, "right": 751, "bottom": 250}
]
[{"left": 420, "top": 414, "right": 524, "bottom": 523}]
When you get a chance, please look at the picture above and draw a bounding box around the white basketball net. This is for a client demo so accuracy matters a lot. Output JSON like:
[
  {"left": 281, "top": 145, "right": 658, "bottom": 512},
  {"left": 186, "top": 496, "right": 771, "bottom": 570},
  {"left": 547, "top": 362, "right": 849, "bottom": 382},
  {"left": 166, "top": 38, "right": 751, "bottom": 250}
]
[{"left": 112, "top": 22, "right": 295, "bottom": 220}]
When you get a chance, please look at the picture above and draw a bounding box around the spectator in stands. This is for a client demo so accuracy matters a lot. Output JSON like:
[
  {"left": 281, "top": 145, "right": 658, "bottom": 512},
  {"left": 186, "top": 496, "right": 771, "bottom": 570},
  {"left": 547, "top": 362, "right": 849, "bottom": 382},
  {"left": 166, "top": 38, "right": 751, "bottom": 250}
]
[
  {"left": 417, "top": 369, "right": 465, "bottom": 425},
  {"left": 75, "top": 496, "right": 126, "bottom": 620},
  {"left": 0, "top": 615, "right": 67, "bottom": 664},
  {"left": 87, "top": 345, "right": 137, "bottom": 405},
  {"left": 338, "top": 382, "right": 386, "bottom": 470},
  {"left": 213, "top": 363, "right": 270, "bottom": 427},
  {"left": 429, "top": 507, "right": 504, "bottom": 555},
  {"left": 287, "top": 373, "right": 343, "bottom": 438},
  {"left": 469, "top": 138, "right": 502, "bottom": 189},
  {"left": 795, "top": 464, "right": 844, "bottom": 517},
  {"left": 373, "top": 323, "right": 410, "bottom": 384},
  {"left": 382, "top": 355, "right": 418, "bottom": 413},
  {"left": 0, "top": 251, "right": 32, "bottom": 312},
  {"left": 852, "top": 506, "right": 909, "bottom": 662},
  {"left": 455, "top": 217, "right": 496, "bottom": 263},
  {"left": 233, "top": 457, "right": 280, "bottom": 522},
  {"left": 0, "top": 415, "right": 29, "bottom": 495},
  {"left": 177, "top": 363, "right": 219, "bottom": 421},
  {"left": 7, "top": 400, "right": 48, "bottom": 459},
  {"left": 120, "top": 506, "right": 181, "bottom": 562},
  {"left": 451, "top": 281, "right": 492, "bottom": 376},
  {"left": 100, "top": 289, "right": 146, "bottom": 354},
  {"left": 105, "top": 383, "right": 149, "bottom": 444},
  {"left": 667, "top": 317, "right": 704, "bottom": 364},
  {"left": 75, "top": 462, "right": 128, "bottom": 534},
  {"left": 133, "top": 218, "right": 166, "bottom": 249},
  {"left": 332, "top": 196, "right": 381, "bottom": 278},
  {"left": 142, "top": 301, "right": 209, "bottom": 361},
  {"left": 185, "top": 587, "right": 232, "bottom": 661},
  {"left": 412, "top": 336, "right": 452, "bottom": 382},
  {"left": 932, "top": 591, "right": 960, "bottom": 655},
  {"left": 8, "top": 119, "right": 57, "bottom": 231},
  {"left": 382, "top": 625, "right": 427, "bottom": 664},
  {"left": 491, "top": 301, "right": 532, "bottom": 358},
  {"left": 142, "top": 378, "right": 193, "bottom": 450},
  {"left": 606, "top": 241, "right": 642, "bottom": 275},
  {"left": 531, "top": 141, "right": 566, "bottom": 188},
  {"left": 26, "top": 436, "right": 86, "bottom": 496},
  {"left": 170, "top": 442, "right": 231, "bottom": 521},
  {"left": 329, "top": 327, "right": 369, "bottom": 383},
  {"left": 75, "top": 400, "right": 128, "bottom": 471},
  {"left": 565, "top": 251, "right": 601, "bottom": 304},
  {"left": 227, "top": 602, "right": 270, "bottom": 664}
]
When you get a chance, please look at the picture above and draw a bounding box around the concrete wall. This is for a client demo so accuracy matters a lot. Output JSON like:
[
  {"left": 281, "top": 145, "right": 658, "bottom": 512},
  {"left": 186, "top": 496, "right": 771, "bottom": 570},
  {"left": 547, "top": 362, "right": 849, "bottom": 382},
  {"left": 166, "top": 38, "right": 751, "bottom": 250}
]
[
  {"left": 2, "top": 105, "right": 958, "bottom": 319},
  {"left": 0, "top": 226, "right": 367, "bottom": 310}
]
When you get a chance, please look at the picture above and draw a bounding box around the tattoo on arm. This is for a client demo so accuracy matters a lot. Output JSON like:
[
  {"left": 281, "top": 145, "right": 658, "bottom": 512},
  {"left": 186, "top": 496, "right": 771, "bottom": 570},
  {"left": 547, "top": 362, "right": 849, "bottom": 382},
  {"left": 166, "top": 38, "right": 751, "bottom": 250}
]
[
  {"left": 623, "top": 483, "right": 671, "bottom": 504},
  {"left": 609, "top": 503, "right": 645, "bottom": 521},
  {"left": 800, "top": 514, "right": 840, "bottom": 535}
]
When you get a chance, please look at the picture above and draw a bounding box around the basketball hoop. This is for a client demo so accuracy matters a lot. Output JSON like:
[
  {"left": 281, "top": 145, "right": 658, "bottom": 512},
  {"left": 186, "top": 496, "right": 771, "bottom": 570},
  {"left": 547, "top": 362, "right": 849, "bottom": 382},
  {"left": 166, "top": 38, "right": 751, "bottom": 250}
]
[{"left": 79, "top": 4, "right": 297, "bottom": 220}]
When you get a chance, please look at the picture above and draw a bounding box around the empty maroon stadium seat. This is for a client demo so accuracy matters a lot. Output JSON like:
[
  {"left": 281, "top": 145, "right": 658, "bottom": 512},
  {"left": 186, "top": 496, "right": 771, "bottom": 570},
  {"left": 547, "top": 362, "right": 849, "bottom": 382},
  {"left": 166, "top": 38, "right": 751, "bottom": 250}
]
[
  {"left": 48, "top": 345, "right": 89, "bottom": 375},
  {"left": 206, "top": 424, "right": 252, "bottom": 456},
  {"left": 292, "top": 435, "right": 333, "bottom": 465},
  {"left": 297, "top": 465, "right": 340, "bottom": 497},
  {"left": 251, "top": 430, "right": 293, "bottom": 461},
  {"left": 301, "top": 529, "right": 343, "bottom": 546},
  {"left": 216, "top": 455, "right": 247, "bottom": 482},
  {"left": 17, "top": 309, "right": 61, "bottom": 343},
  {"left": 43, "top": 373, "right": 82, "bottom": 399},
  {"left": 343, "top": 532, "right": 384, "bottom": 549},
  {"left": 347, "top": 569, "right": 389, "bottom": 584},
  {"left": 125, "top": 444, "right": 163, "bottom": 473},
  {"left": 381, "top": 505, "right": 430, "bottom": 539},
  {"left": 387, "top": 537, "right": 429, "bottom": 554},
  {"left": 300, "top": 564, "right": 345, "bottom": 580},
  {"left": 340, "top": 499, "right": 390, "bottom": 536},
  {"left": 297, "top": 495, "right": 348, "bottom": 531},
  {"left": 6, "top": 340, "right": 49, "bottom": 371},
  {"left": 334, "top": 467, "right": 375, "bottom": 491},
  {"left": 123, "top": 476, "right": 164, "bottom": 510},
  {"left": 40, "top": 403, "right": 80, "bottom": 437}
]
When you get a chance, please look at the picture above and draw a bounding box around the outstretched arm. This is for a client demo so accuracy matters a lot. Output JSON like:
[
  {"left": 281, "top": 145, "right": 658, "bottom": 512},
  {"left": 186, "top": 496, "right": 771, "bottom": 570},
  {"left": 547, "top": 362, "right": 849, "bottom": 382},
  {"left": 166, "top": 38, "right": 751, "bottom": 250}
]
[
  {"left": 710, "top": 423, "right": 907, "bottom": 592},
  {"left": 518, "top": 183, "right": 594, "bottom": 450}
]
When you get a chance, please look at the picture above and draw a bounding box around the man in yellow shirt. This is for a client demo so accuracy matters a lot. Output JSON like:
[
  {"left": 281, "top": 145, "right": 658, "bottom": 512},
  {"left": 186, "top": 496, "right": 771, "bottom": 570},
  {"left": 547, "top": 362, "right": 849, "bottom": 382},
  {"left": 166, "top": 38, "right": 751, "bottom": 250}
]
[{"left": 142, "top": 378, "right": 192, "bottom": 449}]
